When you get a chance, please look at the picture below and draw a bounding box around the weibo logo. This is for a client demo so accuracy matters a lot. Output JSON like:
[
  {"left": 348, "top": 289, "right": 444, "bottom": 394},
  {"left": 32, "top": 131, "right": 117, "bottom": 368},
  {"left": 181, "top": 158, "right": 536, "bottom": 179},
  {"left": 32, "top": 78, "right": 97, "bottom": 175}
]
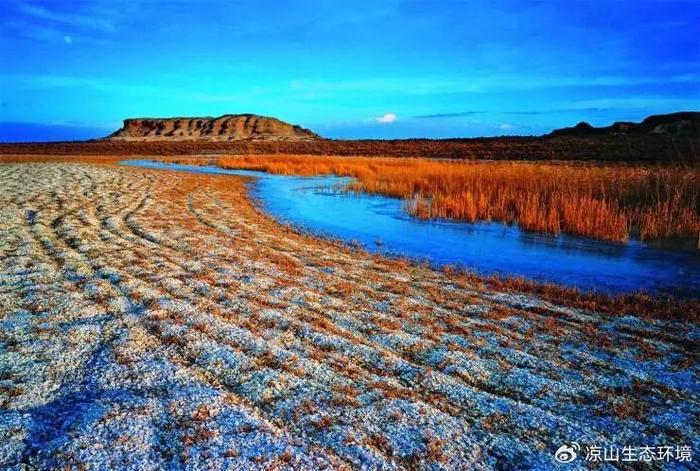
[{"left": 554, "top": 443, "right": 580, "bottom": 463}]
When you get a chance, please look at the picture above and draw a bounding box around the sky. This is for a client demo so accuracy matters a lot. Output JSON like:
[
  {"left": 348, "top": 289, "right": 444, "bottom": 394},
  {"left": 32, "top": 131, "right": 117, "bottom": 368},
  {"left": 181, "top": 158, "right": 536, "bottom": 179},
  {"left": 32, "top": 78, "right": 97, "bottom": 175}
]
[{"left": 0, "top": 0, "right": 698, "bottom": 141}]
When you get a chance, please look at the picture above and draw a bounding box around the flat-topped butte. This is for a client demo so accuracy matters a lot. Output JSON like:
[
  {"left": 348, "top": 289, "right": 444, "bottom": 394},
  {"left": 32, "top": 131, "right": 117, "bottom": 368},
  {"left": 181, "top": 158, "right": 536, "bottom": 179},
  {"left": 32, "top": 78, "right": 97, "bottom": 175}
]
[{"left": 106, "top": 114, "right": 319, "bottom": 141}]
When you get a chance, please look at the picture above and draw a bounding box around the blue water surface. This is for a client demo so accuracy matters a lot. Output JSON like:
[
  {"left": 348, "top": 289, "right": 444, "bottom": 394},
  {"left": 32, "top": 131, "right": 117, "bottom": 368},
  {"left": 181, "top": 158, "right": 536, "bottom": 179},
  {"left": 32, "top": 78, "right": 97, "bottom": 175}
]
[{"left": 122, "top": 160, "right": 699, "bottom": 297}]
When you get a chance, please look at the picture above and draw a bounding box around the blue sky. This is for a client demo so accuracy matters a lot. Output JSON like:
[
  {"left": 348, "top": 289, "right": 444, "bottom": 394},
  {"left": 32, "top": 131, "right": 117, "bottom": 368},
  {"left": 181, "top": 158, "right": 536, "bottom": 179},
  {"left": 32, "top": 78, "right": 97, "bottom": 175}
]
[{"left": 0, "top": 0, "right": 698, "bottom": 141}]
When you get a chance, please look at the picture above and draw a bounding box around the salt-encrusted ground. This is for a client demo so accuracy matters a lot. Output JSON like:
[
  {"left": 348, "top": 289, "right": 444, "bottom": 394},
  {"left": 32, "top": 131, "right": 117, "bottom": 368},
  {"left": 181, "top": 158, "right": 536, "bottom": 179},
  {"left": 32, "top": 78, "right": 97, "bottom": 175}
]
[{"left": 0, "top": 162, "right": 697, "bottom": 470}]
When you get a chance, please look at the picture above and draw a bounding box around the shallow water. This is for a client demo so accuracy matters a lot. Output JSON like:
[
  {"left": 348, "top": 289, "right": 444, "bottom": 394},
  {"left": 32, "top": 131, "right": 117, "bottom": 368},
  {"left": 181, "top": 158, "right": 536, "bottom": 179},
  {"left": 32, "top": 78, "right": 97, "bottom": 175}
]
[{"left": 123, "top": 160, "right": 699, "bottom": 296}]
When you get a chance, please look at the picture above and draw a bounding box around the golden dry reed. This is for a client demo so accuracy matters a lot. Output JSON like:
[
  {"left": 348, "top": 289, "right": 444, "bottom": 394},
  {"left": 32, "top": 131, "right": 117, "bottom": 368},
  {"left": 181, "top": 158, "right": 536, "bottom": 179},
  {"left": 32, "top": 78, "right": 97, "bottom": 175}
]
[{"left": 212, "top": 155, "right": 698, "bottom": 244}]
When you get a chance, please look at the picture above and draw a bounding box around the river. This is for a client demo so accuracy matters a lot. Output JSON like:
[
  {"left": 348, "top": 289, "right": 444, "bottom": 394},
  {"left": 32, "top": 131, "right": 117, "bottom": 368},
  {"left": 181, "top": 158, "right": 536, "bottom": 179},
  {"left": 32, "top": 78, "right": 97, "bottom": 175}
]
[{"left": 123, "top": 160, "right": 699, "bottom": 297}]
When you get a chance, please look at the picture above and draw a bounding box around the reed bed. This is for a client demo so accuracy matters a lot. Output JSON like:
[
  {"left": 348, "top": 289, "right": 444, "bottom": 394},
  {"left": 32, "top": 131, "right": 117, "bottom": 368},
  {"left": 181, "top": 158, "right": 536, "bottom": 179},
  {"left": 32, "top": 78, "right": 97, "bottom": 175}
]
[{"left": 213, "top": 155, "right": 699, "bottom": 244}]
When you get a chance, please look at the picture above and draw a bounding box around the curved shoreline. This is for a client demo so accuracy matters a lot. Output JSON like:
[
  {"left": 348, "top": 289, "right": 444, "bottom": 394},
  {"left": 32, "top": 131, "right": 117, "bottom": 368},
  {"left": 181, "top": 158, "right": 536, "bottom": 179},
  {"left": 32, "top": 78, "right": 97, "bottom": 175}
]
[{"left": 123, "top": 159, "right": 700, "bottom": 300}]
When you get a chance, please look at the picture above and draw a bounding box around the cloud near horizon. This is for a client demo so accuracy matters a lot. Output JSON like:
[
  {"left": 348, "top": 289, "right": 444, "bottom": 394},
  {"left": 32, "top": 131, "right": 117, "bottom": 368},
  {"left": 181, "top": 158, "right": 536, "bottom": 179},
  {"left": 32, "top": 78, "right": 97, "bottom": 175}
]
[{"left": 375, "top": 113, "right": 397, "bottom": 123}]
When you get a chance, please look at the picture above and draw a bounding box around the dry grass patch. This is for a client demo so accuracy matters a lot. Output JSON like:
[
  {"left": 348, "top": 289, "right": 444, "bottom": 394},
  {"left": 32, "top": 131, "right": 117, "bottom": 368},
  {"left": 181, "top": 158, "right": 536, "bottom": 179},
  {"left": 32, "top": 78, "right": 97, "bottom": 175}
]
[{"left": 210, "top": 155, "right": 698, "bottom": 244}]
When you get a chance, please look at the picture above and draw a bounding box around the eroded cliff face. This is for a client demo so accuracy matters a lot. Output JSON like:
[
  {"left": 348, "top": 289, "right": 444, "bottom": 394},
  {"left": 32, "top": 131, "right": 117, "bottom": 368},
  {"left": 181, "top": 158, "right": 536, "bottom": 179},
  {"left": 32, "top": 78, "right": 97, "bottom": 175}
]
[{"left": 106, "top": 114, "right": 319, "bottom": 141}]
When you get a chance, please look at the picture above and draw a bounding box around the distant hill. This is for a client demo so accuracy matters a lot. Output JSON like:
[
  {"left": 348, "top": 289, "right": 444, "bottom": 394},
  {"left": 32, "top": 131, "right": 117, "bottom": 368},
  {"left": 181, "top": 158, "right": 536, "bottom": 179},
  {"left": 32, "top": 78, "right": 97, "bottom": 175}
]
[
  {"left": 548, "top": 112, "right": 700, "bottom": 138},
  {"left": 2, "top": 112, "right": 697, "bottom": 163},
  {"left": 106, "top": 114, "right": 319, "bottom": 141}
]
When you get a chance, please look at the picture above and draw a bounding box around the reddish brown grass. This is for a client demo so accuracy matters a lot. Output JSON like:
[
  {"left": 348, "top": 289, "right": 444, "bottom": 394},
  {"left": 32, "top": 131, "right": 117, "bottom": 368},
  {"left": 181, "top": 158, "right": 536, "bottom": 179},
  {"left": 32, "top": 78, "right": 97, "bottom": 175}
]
[
  {"left": 452, "top": 270, "right": 699, "bottom": 322},
  {"left": 425, "top": 435, "right": 447, "bottom": 463},
  {"left": 209, "top": 155, "right": 698, "bottom": 244},
  {"left": 312, "top": 415, "right": 334, "bottom": 429},
  {"left": 2, "top": 131, "right": 697, "bottom": 162},
  {"left": 368, "top": 433, "right": 393, "bottom": 456}
]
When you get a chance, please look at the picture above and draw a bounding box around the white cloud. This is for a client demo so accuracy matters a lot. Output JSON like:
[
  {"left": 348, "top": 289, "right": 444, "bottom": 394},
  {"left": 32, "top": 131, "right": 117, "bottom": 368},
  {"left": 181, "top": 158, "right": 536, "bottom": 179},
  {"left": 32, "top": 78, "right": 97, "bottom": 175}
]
[
  {"left": 499, "top": 123, "right": 515, "bottom": 130},
  {"left": 375, "top": 113, "right": 397, "bottom": 123}
]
